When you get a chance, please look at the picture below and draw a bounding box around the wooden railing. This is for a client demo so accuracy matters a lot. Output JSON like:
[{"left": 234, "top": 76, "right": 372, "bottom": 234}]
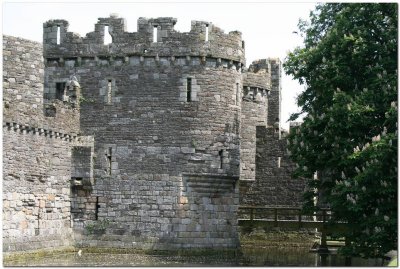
[
  {"left": 238, "top": 205, "right": 349, "bottom": 253},
  {"left": 238, "top": 206, "right": 334, "bottom": 229}
]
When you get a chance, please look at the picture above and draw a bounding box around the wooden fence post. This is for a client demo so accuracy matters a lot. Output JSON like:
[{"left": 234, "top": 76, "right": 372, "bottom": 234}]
[{"left": 298, "top": 210, "right": 302, "bottom": 229}]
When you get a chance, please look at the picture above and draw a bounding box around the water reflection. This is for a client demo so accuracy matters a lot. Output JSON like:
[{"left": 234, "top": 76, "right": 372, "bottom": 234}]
[
  {"left": 242, "top": 247, "right": 385, "bottom": 267},
  {"left": 4, "top": 246, "right": 386, "bottom": 267}
]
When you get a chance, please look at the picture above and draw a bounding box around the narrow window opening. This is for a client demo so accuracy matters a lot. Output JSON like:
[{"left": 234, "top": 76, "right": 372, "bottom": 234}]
[
  {"left": 205, "top": 24, "right": 209, "bottom": 41},
  {"left": 275, "top": 117, "right": 280, "bottom": 133},
  {"left": 95, "top": 197, "right": 100, "bottom": 220},
  {"left": 107, "top": 79, "right": 112, "bottom": 104},
  {"left": 219, "top": 149, "right": 224, "bottom": 169},
  {"left": 106, "top": 147, "right": 112, "bottom": 175},
  {"left": 186, "top": 78, "right": 192, "bottom": 102},
  {"left": 242, "top": 40, "right": 245, "bottom": 49},
  {"left": 36, "top": 210, "right": 40, "bottom": 235},
  {"left": 153, "top": 26, "right": 158, "bottom": 43},
  {"left": 56, "top": 25, "right": 61, "bottom": 45},
  {"left": 277, "top": 157, "right": 281, "bottom": 168},
  {"left": 56, "top": 82, "right": 66, "bottom": 100},
  {"left": 104, "top": 25, "right": 112, "bottom": 45},
  {"left": 236, "top": 83, "right": 240, "bottom": 105}
]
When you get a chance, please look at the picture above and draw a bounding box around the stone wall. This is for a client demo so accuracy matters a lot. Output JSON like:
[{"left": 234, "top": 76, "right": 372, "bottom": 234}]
[
  {"left": 239, "top": 59, "right": 306, "bottom": 207},
  {"left": 267, "top": 58, "right": 282, "bottom": 132},
  {"left": 240, "top": 126, "right": 306, "bottom": 206},
  {"left": 240, "top": 59, "right": 271, "bottom": 181},
  {"left": 2, "top": 36, "right": 78, "bottom": 251},
  {"left": 3, "top": 36, "right": 80, "bottom": 134}
]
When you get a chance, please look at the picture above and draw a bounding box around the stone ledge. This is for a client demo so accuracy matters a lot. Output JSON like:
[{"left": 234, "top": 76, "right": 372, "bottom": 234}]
[{"left": 3, "top": 121, "right": 78, "bottom": 141}]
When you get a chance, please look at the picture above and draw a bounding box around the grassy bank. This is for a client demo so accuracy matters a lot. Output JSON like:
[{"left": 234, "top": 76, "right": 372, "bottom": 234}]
[{"left": 240, "top": 227, "right": 318, "bottom": 248}]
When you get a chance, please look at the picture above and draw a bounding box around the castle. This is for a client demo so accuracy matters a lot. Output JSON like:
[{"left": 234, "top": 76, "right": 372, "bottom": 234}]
[{"left": 3, "top": 15, "right": 306, "bottom": 252}]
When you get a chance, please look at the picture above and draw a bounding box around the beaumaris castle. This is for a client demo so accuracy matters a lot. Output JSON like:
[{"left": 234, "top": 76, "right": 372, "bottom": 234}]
[{"left": 3, "top": 15, "right": 306, "bottom": 252}]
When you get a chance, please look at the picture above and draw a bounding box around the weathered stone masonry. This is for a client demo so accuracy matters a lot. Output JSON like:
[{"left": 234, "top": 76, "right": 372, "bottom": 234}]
[
  {"left": 3, "top": 36, "right": 93, "bottom": 252},
  {"left": 240, "top": 59, "right": 307, "bottom": 207},
  {"left": 3, "top": 15, "right": 306, "bottom": 253}
]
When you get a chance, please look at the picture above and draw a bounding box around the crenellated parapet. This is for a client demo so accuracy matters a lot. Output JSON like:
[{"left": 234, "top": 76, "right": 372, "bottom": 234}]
[
  {"left": 242, "top": 59, "right": 271, "bottom": 103},
  {"left": 43, "top": 15, "right": 245, "bottom": 65}
]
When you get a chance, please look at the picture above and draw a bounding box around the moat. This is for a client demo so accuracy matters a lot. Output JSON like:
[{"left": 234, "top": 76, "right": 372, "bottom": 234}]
[
  {"left": 4, "top": 231, "right": 388, "bottom": 267},
  {"left": 4, "top": 246, "right": 386, "bottom": 267}
]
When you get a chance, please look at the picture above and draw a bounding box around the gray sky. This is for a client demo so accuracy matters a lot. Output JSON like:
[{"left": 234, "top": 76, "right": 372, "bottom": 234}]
[{"left": 2, "top": 1, "right": 316, "bottom": 129}]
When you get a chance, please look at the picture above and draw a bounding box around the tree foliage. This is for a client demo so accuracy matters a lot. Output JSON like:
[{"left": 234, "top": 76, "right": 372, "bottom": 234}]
[{"left": 284, "top": 3, "right": 397, "bottom": 258}]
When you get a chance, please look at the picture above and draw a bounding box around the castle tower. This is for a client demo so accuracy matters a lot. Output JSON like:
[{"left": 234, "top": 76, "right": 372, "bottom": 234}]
[
  {"left": 240, "top": 60, "right": 271, "bottom": 182},
  {"left": 240, "top": 58, "right": 306, "bottom": 206},
  {"left": 43, "top": 15, "right": 244, "bottom": 250},
  {"left": 267, "top": 58, "right": 282, "bottom": 134}
]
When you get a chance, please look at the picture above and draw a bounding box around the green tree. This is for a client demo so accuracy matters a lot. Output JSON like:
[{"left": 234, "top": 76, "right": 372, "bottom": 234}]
[{"left": 284, "top": 3, "right": 397, "bottom": 258}]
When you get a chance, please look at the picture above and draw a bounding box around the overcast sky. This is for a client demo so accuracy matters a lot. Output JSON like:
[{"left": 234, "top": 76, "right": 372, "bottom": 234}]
[{"left": 2, "top": 1, "right": 316, "bottom": 129}]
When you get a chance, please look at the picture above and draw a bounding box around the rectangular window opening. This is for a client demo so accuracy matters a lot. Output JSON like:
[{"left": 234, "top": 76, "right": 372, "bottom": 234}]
[
  {"left": 107, "top": 79, "right": 112, "bottom": 104},
  {"left": 277, "top": 157, "right": 281, "bottom": 168},
  {"left": 205, "top": 24, "right": 209, "bottom": 42},
  {"left": 56, "top": 82, "right": 66, "bottom": 100},
  {"left": 56, "top": 25, "right": 61, "bottom": 45},
  {"left": 95, "top": 197, "right": 100, "bottom": 220},
  {"left": 153, "top": 26, "right": 158, "bottom": 43},
  {"left": 106, "top": 147, "right": 112, "bottom": 175},
  {"left": 236, "top": 83, "right": 240, "bottom": 105},
  {"left": 186, "top": 78, "right": 192, "bottom": 102},
  {"left": 219, "top": 149, "right": 224, "bottom": 169},
  {"left": 104, "top": 25, "right": 112, "bottom": 45}
]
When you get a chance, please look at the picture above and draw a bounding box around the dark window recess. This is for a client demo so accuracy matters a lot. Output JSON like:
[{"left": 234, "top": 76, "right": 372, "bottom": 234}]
[
  {"left": 275, "top": 118, "right": 280, "bottom": 132},
  {"left": 187, "top": 78, "right": 192, "bottom": 102},
  {"left": 95, "top": 197, "right": 100, "bottom": 220},
  {"left": 106, "top": 147, "right": 112, "bottom": 175},
  {"left": 236, "top": 83, "right": 240, "bottom": 105},
  {"left": 56, "top": 82, "right": 66, "bottom": 100},
  {"left": 219, "top": 149, "right": 224, "bottom": 169},
  {"left": 44, "top": 105, "right": 56, "bottom": 117}
]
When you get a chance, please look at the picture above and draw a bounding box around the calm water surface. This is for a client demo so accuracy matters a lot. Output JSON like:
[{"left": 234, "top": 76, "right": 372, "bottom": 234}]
[{"left": 5, "top": 246, "right": 386, "bottom": 267}]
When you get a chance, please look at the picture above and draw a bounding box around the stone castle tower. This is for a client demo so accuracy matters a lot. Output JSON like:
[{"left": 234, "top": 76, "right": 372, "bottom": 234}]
[{"left": 3, "top": 15, "right": 305, "bottom": 252}]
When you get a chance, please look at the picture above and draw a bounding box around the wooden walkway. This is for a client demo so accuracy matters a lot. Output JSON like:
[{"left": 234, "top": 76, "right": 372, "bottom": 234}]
[{"left": 238, "top": 206, "right": 349, "bottom": 253}]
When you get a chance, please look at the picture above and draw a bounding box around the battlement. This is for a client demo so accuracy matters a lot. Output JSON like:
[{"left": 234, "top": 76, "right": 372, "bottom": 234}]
[
  {"left": 43, "top": 15, "right": 245, "bottom": 64},
  {"left": 244, "top": 59, "right": 271, "bottom": 87},
  {"left": 241, "top": 59, "right": 272, "bottom": 103}
]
